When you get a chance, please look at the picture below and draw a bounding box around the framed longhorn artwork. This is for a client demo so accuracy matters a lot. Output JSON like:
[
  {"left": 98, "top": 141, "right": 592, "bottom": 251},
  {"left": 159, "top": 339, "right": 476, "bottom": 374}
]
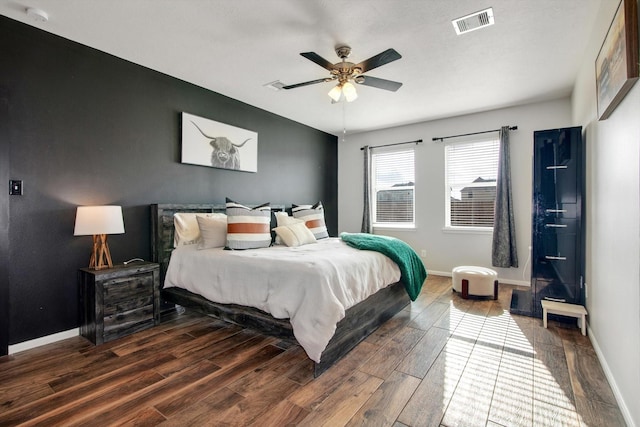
[{"left": 181, "top": 112, "right": 258, "bottom": 172}]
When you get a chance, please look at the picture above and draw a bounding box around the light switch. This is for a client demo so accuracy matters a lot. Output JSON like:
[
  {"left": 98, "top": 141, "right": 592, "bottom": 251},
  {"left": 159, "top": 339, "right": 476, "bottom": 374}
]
[{"left": 9, "top": 180, "right": 23, "bottom": 195}]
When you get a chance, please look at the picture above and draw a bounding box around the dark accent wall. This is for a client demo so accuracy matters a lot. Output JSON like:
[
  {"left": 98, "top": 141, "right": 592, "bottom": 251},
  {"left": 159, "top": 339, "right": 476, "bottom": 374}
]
[
  {"left": 0, "top": 87, "right": 9, "bottom": 356},
  {"left": 0, "top": 16, "right": 338, "bottom": 345}
]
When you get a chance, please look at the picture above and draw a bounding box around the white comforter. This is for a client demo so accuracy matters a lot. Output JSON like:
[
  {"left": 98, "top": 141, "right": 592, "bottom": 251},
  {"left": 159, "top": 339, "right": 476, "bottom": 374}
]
[{"left": 164, "top": 238, "right": 401, "bottom": 362}]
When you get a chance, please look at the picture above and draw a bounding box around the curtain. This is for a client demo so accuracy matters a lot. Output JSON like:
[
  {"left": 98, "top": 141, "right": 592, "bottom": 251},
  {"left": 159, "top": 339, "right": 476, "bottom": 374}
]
[
  {"left": 361, "top": 145, "right": 372, "bottom": 233},
  {"left": 492, "top": 126, "right": 518, "bottom": 267}
]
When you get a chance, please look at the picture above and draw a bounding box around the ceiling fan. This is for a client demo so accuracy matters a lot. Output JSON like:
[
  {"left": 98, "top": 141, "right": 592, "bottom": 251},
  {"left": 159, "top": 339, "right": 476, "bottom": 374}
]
[{"left": 282, "top": 45, "right": 403, "bottom": 102}]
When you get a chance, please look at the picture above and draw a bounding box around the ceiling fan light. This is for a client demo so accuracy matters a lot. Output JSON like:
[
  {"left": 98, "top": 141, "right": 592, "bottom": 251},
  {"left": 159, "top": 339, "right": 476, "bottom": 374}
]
[
  {"left": 328, "top": 84, "right": 342, "bottom": 102},
  {"left": 342, "top": 82, "right": 358, "bottom": 102}
]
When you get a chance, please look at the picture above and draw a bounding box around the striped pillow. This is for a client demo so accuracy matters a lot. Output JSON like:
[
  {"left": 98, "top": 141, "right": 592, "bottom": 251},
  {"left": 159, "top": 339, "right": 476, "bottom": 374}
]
[
  {"left": 292, "top": 202, "right": 329, "bottom": 239},
  {"left": 226, "top": 198, "right": 272, "bottom": 250}
]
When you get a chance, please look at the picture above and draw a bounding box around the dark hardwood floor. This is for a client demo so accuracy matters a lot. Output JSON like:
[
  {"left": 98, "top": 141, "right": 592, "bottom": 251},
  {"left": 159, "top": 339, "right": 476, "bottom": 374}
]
[{"left": 0, "top": 276, "right": 626, "bottom": 426}]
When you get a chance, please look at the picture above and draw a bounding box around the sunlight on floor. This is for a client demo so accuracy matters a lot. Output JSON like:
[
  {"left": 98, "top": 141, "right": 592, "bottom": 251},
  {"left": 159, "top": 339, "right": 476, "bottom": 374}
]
[{"left": 440, "top": 301, "right": 586, "bottom": 427}]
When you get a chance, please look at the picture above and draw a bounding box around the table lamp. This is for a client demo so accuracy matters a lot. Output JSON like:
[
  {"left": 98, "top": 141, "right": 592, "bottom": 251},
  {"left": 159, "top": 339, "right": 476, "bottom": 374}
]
[{"left": 74, "top": 205, "right": 125, "bottom": 270}]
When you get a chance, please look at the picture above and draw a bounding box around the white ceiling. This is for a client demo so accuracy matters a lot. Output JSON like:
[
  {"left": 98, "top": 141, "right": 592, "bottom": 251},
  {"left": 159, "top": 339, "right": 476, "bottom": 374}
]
[{"left": 1, "top": 0, "right": 601, "bottom": 136}]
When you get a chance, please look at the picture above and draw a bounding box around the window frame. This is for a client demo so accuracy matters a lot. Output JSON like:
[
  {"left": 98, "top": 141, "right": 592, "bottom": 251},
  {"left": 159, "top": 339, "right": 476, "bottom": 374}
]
[
  {"left": 444, "top": 136, "right": 499, "bottom": 231},
  {"left": 370, "top": 146, "right": 416, "bottom": 229}
]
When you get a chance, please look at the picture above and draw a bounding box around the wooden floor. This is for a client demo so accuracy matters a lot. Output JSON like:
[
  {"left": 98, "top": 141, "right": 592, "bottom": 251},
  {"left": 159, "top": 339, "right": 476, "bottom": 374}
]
[{"left": 0, "top": 275, "right": 626, "bottom": 426}]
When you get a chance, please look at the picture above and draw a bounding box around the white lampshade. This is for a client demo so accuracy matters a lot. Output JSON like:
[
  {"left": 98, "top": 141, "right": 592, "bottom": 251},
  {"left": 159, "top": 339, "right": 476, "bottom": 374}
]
[
  {"left": 328, "top": 84, "right": 342, "bottom": 102},
  {"left": 342, "top": 82, "right": 358, "bottom": 102},
  {"left": 74, "top": 206, "right": 125, "bottom": 236}
]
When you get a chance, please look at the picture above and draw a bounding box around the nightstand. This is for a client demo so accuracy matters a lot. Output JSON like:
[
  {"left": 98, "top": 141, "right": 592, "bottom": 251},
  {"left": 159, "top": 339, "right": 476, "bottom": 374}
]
[{"left": 79, "top": 261, "right": 160, "bottom": 345}]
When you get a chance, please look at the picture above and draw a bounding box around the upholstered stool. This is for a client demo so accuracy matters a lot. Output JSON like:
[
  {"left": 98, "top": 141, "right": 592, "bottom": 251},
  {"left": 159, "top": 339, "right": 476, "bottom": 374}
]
[{"left": 452, "top": 266, "right": 498, "bottom": 300}]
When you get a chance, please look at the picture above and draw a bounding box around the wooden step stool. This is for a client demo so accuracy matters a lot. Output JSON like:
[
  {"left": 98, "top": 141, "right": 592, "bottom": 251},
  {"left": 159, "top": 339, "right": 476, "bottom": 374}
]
[{"left": 541, "top": 300, "right": 588, "bottom": 336}]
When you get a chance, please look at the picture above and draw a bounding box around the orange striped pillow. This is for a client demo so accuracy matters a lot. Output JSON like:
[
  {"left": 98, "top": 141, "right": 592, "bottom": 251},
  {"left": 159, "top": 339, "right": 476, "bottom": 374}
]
[
  {"left": 292, "top": 202, "right": 329, "bottom": 239},
  {"left": 225, "top": 198, "right": 271, "bottom": 249}
]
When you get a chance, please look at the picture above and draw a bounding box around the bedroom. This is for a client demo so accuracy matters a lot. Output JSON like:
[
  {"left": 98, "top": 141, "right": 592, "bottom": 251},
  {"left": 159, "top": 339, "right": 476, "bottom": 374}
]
[{"left": 0, "top": 0, "right": 638, "bottom": 426}]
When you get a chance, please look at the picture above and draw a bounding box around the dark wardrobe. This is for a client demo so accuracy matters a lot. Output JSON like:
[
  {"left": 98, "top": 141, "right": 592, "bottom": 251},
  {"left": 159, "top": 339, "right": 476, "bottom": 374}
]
[{"left": 511, "top": 126, "right": 585, "bottom": 318}]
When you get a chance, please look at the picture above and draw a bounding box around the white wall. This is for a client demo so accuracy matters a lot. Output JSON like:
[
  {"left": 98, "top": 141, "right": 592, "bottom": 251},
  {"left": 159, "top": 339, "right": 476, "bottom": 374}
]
[
  {"left": 338, "top": 1, "right": 638, "bottom": 423},
  {"left": 338, "top": 99, "right": 571, "bottom": 285},
  {"left": 572, "top": 0, "right": 639, "bottom": 425}
]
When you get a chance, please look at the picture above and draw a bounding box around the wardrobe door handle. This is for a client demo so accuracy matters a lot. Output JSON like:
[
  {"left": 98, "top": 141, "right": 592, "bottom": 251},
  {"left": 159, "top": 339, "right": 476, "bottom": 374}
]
[
  {"left": 546, "top": 165, "right": 568, "bottom": 170},
  {"left": 545, "top": 255, "right": 567, "bottom": 261},
  {"left": 545, "top": 224, "right": 567, "bottom": 228},
  {"left": 545, "top": 209, "right": 567, "bottom": 213}
]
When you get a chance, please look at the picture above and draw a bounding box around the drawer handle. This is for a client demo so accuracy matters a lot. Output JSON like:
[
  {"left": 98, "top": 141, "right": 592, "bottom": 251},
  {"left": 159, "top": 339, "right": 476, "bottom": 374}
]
[
  {"left": 544, "top": 297, "right": 567, "bottom": 302},
  {"left": 545, "top": 224, "right": 568, "bottom": 228},
  {"left": 545, "top": 255, "right": 567, "bottom": 261},
  {"left": 546, "top": 165, "right": 568, "bottom": 170},
  {"left": 545, "top": 209, "right": 567, "bottom": 213}
]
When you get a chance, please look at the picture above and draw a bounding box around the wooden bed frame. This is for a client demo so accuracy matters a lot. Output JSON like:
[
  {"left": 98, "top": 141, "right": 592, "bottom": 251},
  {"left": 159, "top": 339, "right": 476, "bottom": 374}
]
[{"left": 150, "top": 203, "right": 410, "bottom": 376}]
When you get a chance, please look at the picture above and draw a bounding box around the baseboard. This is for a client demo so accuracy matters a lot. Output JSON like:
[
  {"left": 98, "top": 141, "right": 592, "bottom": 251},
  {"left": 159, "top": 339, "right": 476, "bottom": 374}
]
[
  {"left": 428, "top": 270, "right": 531, "bottom": 287},
  {"left": 588, "top": 328, "right": 636, "bottom": 427},
  {"left": 8, "top": 328, "right": 79, "bottom": 355}
]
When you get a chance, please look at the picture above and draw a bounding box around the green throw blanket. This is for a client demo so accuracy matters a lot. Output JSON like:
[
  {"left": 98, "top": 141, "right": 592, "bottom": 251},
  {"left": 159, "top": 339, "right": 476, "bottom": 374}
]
[{"left": 340, "top": 232, "right": 427, "bottom": 301}]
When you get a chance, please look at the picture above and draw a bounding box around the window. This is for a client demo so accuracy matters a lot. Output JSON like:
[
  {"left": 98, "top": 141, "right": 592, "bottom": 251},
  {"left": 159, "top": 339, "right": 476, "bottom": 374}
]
[
  {"left": 371, "top": 148, "right": 415, "bottom": 227},
  {"left": 445, "top": 138, "right": 499, "bottom": 228}
]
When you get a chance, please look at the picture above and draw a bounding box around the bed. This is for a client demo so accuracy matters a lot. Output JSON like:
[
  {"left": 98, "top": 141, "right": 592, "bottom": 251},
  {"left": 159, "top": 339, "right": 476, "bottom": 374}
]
[{"left": 150, "top": 203, "right": 414, "bottom": 376}]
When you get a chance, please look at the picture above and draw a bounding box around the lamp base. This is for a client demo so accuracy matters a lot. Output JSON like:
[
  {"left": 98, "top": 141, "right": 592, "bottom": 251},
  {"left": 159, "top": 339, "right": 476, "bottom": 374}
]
[{"left": 89, "top": 234, "right": 114, "bottom": 270}]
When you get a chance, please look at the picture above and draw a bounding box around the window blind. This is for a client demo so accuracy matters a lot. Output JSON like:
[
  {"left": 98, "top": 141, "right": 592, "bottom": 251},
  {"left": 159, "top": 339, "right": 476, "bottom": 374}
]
[
  {"left": 372, "top": 148, "right": 415, "bottom": 225},
  {"left": 445, "top": 139, "right": 499, "bottom": 227}
]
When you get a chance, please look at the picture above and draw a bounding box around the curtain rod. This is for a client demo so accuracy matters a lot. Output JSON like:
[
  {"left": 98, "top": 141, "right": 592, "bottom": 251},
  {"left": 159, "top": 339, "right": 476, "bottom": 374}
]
[
  {"left": 360, "top": 139, "right": 423, "bottom": 151},
  {"left": 432, "top": 126, "right": 518, "bottom": 142}
]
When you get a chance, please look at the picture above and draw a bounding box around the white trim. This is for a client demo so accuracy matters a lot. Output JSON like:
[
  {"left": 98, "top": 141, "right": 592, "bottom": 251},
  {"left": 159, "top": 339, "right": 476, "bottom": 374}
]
[
  {"left": 588, "top": 327, "right": 636, "bottom": 427},
  {"left": 374, "top": 224, "right": 416, "bottom": 230},
  {"left": 494, "top": 277, "right": 530, "bottom": 287},
  {"left": 428, "top": 269, "right": 531, "bottom": 287},
  {"left": 442, "top": 226, "right": 493, "bottom": 235},
  {"left": 8, "top": 328, "right": 79, "bottom": 355}
]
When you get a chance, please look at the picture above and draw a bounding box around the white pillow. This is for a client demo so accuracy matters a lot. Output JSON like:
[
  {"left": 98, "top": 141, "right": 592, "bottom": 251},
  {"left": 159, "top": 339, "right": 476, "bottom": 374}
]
[
  {"left": 196, "top": 215, "right": 227, "bottom": 249},
  {"left": 273, "top": 222, "right": 317, "bottom": 247},
  {"left": 173, "top": 212, "right": 226, "bottom": 247},
  {"left": 275, "top": 211, "right": 302, "bottom": 226},
  {"left": 274, "top": 212, "right": 304, "bottom": 244}
]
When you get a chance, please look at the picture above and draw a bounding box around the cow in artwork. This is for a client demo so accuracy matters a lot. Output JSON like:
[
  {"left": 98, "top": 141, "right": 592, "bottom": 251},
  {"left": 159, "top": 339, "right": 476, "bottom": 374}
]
[{"left": 190, "top": 121, "right": 251, "bottom": 170}]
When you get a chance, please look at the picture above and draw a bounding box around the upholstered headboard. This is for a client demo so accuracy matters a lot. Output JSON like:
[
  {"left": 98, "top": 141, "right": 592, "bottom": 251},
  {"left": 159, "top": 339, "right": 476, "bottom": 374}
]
[{"left": 150, "top": 203, "right": 285, "bottom": 284}]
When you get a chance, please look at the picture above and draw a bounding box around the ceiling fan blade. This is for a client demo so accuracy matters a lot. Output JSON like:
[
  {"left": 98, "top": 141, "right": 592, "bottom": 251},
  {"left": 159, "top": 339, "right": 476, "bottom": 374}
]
[
  {"left": 300, "top": 52, "right": 336, "bottom": 71},
  {"left": 282, "top": 78, "right": 332, "bottom": 90},
  {"left": 355, "top": 48, "right": 402, "bottom": 73},
  {"left": 358, "top": 76, "right": 403, "bottom": 92}
]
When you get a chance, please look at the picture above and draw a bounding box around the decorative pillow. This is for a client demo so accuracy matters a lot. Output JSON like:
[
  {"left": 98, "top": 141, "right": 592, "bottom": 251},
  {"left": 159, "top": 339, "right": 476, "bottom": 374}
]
[
  {"left": 225, "top": 198, "right": 271, "bottom": 249},
  {"left": 273, "top": 222, "right": 317, "bottom": 247},
  {"left": 292, "top": 202, "right": 329, "bottom": 239},
  {"left": 274, "top": 211, "right": 303, "bottom": 226},
  {"left": 274, "top": 212, "right": 304, "bottom": 244},
  {"left": 196, "top": 215, "right": 227, "bottom": 249},
  {"left": 174, "top": 212, "right": 226, "bottom": 247}
]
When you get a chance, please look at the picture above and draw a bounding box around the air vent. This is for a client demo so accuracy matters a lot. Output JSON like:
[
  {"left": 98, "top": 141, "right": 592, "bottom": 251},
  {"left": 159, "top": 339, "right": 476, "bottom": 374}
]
[
  {"left": 452, "top": 7, "right": 494, "bottom": 35},
  {"left": 263, "top": 80, "right": 285, "bottom": 91}
]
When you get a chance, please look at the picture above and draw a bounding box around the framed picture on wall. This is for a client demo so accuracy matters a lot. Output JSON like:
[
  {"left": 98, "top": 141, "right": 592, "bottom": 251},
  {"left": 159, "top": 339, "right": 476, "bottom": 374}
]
[
  {"left": 181, "top": 112, "right": 258, "bottom": 172},
  {"left": 595, "top": 0, "right": 639, "bottom": 120}
]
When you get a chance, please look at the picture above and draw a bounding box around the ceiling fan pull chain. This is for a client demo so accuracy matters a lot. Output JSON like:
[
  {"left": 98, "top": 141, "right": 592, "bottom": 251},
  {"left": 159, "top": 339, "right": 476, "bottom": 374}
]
[{"left": 342, "top": 101, "right": 347, "bottom": 143}]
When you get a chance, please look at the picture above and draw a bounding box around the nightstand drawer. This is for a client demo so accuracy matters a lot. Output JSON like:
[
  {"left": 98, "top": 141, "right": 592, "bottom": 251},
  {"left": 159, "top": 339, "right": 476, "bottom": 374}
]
[
  {"left": 104, "top": 294, "right": 154, "bottom": 316},
  {"left": 103, "top": 274, "right": 154, "bottom": 305},
  {"left": 104, "top": 305, "right": 155, "bottom": 341},
  {"left": 79, "top": 262, "right": 160, "bottom": 345}
]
